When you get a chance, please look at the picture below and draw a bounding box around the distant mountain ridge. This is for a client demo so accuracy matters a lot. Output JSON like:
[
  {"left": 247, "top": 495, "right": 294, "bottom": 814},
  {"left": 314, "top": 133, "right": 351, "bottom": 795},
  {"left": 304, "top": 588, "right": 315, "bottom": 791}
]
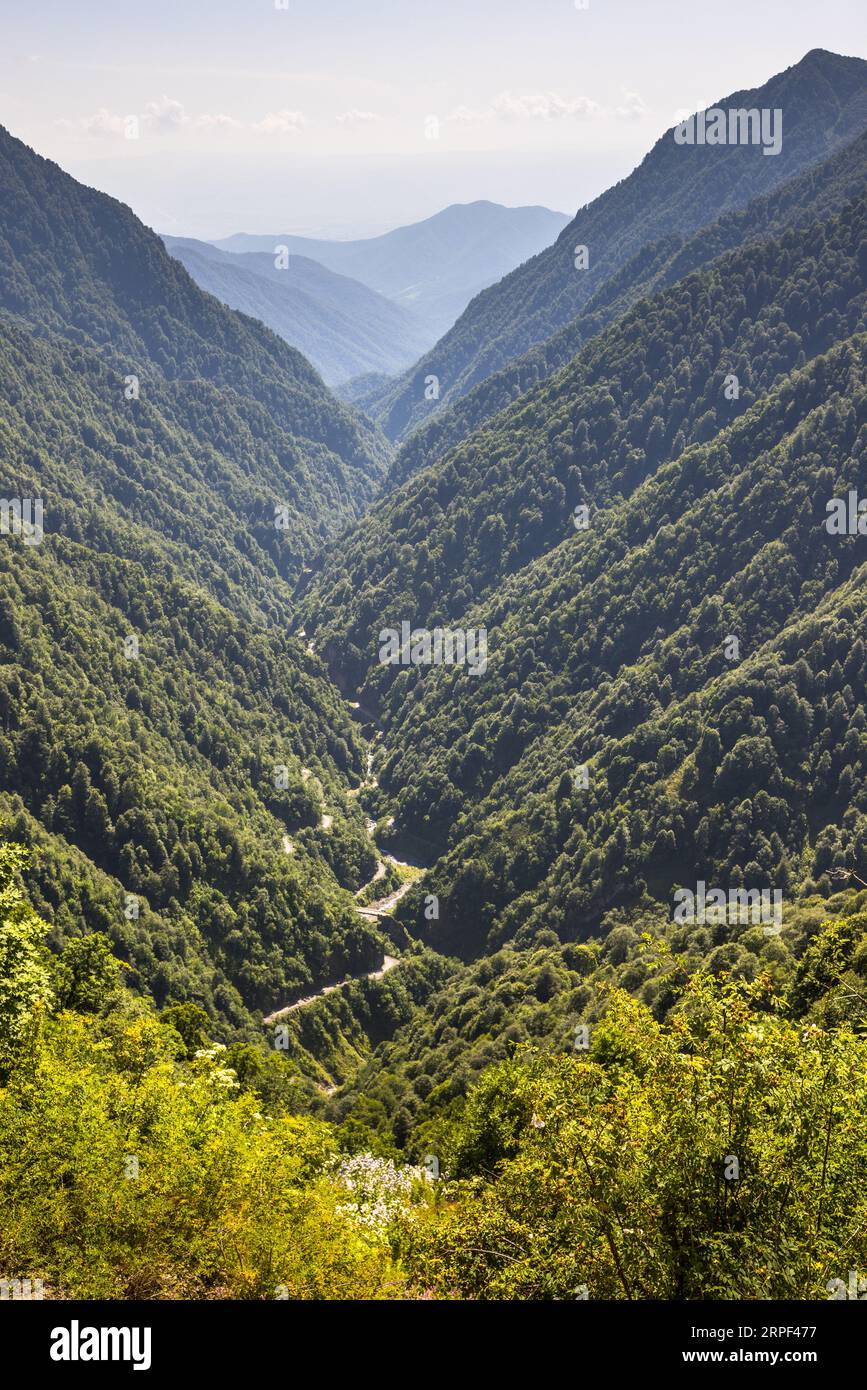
[
  {"left": 162, "top": 236, "right": 432, "bottom": 386},
  {"left": 211, "top": 201, "right": 571, "bottom": 343}
]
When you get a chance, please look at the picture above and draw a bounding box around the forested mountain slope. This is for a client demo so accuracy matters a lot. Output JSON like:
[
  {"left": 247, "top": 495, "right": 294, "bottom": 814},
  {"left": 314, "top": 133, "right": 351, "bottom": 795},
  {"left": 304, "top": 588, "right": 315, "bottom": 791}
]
[
  {"left": 0, "top": 123, "right": 390, "bottom": 537},
  {"left": 0, "top": 126, "right": 401, "bottom": 1033},
  {"left": 288, "top": 185, "right": 867, "bottom": 1115},
  {"left": 316, "top": 331, "right": 867, "bottom": 1144},
  {"left": 383, "top": 336, "right": 867, "bottom": 942},
  {"left": 369, "top": 48, "right": 867, "bottom": 444},
  {"left": 305, "top": 188, "right": 867, "bottom": 689},
  {"left": 391, "top": 125, "right": 867, "bottom": 486},
  {"left": 0, "top": 526, "right": 383, "bottom": 1029},
  {"left": 163, "top": 238, "right": 431, "bottom": 386}
]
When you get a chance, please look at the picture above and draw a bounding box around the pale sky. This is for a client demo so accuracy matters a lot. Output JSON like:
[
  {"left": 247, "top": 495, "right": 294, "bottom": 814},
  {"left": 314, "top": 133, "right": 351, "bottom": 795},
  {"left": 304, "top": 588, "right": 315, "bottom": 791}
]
[{"left": 2, "top": 0, "right": 865, "bottom": 238}]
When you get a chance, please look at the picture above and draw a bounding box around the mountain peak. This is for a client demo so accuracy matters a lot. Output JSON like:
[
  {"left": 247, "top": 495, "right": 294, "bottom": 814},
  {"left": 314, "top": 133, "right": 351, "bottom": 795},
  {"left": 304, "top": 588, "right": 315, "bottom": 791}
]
[{"left": 798, "top": 46, "right": 863, "bottom": 65}]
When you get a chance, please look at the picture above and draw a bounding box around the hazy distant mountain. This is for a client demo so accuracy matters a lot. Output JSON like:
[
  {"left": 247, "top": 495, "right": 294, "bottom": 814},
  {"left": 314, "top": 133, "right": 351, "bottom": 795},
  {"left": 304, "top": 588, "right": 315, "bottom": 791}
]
[
  {"left": 211, "top": 201, "right": 571, "bottom": 341},
  {"left": 162, "top": 236, "right": 432, "bottom": 385}
]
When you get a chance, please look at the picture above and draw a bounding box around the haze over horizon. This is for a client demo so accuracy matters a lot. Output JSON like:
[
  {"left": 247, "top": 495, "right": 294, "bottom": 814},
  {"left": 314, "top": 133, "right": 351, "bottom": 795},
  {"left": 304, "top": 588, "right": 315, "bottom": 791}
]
[{"left": 2, "top": 0, "right": 865, "bottom": 239}]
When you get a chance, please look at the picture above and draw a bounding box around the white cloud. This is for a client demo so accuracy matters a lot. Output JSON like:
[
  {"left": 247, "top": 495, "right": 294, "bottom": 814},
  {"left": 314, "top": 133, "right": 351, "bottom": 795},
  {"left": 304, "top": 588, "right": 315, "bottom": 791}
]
[
  {"left": 447, "top": 104, "right": 493, "bottom": 125},
  {"left": 58, "top": 97, "right": 248, "bottom": 138},
  {"left": 67, "top": 107, "right": 127, "bottom": 138},
  {"left": 193, "top": 112, "right": 242, "bottom": 131},
  {"left": 491, "top": 90, "right": 599, "bottom": 121},
  {"left": 252, "top": 108, "right": 307, "bottom": 135},
  {"left": 615, "top": 90, "right": 649, "bottom": 121},
  {"left": 142, "top": 95, "right": 190, "bottom": 133},
  {"left": 444, "top": 91, "right": 598, "bottom": 125},
  {"left": 335, "top": 108, "right": 381, "bottom": 127}
]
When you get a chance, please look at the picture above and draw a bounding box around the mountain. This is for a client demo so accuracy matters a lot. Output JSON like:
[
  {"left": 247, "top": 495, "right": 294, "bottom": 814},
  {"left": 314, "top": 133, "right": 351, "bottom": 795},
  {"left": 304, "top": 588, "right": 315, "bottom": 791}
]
[
  {"left": 304, "top": 164, "right": 867, "bottom": 692},
  {"left": 299, "top": 160, "right": 867, "bottom": 1121},
  {"left": 336, "top": 370, "right": 395, "bottom": 408},
  {"left": 369, "top": 48, "right": 867, "bottom": 445},
  {"left": 212, "top": 201, "right": 571, "bottom": 342},
  {"left": 5, "top": 49, "right": 867, "bottom": 1306},
  {"left": 0, "top": 124, "right": 390, "bottom": 544},
  {"left": 162, "top": 236, "right": 432, "bottom": 385},
  {"left": 317, "top": 326, "right": 867, "bottom": 1141},
  {"left": 391, "top": 123, "right": 867, "bottom": 486},
  {"left": 0, "top": 122, "right": 404, "bottom": 1033}
]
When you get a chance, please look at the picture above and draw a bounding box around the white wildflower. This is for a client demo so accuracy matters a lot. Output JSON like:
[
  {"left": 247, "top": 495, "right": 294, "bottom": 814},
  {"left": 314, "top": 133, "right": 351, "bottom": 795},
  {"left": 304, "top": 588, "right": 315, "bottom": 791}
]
[{"left": 330, "top": 1152, "right": 426, "bottom": 1234}]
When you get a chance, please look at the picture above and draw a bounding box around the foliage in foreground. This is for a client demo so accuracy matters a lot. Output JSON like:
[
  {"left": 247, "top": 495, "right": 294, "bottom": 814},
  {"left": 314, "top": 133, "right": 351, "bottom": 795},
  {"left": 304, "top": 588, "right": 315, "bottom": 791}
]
[
  {"left": 400, "top": 975, "right": 867, "bottom": 1299},
  {"left": 0, "top": 1011, "right": 406, "bottom": 1300},
  {"left": 0, "top": 845, "right": 407, "bottom": 1299},
  {"left": 4, "top": 840, "right": 867, "bottom": 1301}
]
